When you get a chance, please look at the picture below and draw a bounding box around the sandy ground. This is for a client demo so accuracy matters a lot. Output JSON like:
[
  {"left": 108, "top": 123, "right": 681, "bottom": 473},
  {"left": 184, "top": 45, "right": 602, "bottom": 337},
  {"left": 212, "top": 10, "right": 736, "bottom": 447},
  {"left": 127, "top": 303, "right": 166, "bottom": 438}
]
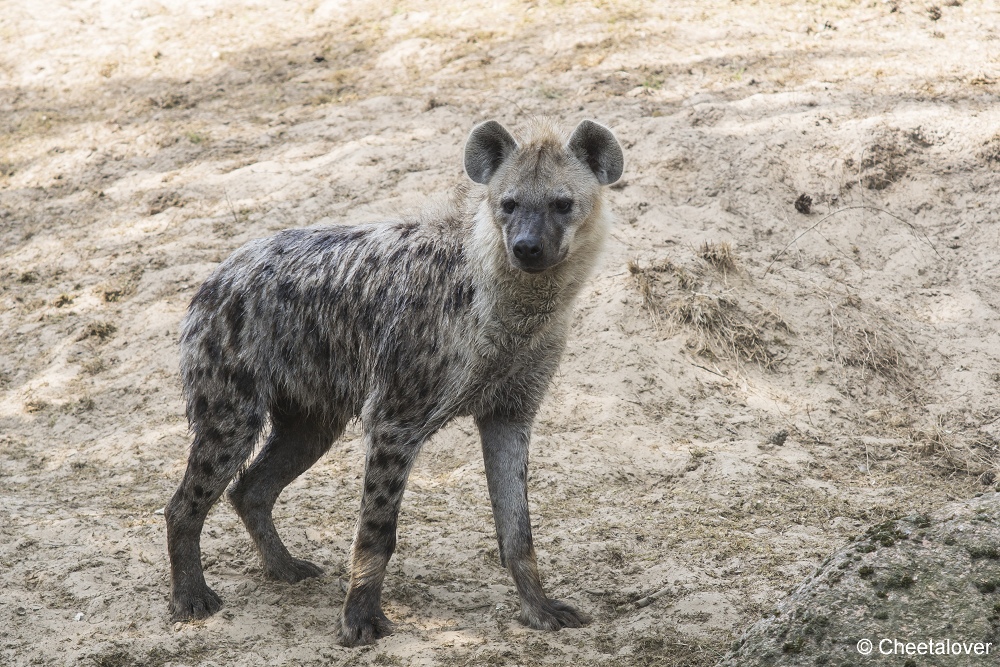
[{"left": 2, "top": 0, "right": 1000, "bottom": 665}]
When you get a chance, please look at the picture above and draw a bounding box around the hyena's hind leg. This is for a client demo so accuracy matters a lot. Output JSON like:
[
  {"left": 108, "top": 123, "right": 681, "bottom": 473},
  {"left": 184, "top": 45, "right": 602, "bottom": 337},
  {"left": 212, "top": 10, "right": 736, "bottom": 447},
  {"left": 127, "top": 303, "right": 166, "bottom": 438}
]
[
  {"left": 166, "top": 388, "right": 266, "bottom": 621},
  {"left": 228, "top": 408, "right": 344, "bottom": 583}
]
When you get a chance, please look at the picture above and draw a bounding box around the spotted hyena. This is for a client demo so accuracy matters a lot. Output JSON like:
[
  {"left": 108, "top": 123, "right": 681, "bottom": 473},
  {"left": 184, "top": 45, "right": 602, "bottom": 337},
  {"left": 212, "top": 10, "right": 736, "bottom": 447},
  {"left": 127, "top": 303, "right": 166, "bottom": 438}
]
[{"left": 165, "top": 118, "right": 624, "bottom": 645}]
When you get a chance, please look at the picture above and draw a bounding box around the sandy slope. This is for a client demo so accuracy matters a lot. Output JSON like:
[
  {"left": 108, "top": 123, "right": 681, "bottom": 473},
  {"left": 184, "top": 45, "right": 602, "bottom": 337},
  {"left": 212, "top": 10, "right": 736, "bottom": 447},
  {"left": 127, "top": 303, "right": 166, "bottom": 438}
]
[{"left": 2, "top": 1, "right": 999, "bottom": 665}]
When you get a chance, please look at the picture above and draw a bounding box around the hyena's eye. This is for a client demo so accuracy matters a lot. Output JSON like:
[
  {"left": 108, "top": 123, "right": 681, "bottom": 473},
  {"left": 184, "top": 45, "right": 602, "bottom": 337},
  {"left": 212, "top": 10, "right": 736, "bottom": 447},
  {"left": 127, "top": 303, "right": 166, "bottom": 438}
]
[
  {"left": 552, "top": 198, "right": 573, "bottom": 214},
  {"left": 501, "top": 199, "right": 517, "bottom": 214}
]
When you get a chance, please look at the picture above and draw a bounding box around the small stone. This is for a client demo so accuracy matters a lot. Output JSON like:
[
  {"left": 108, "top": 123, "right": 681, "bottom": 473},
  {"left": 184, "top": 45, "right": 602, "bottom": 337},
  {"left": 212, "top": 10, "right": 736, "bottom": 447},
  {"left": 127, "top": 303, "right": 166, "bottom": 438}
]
[
  {"left": 154, "top": 507, "right": 165, "bottom": 515},
  {"left": 767, "top": 429, "right": 789, "bottom": 446},
  {"left": 794, "top": 193, "right": 812, "bottom": 214},
  {"left": 74, "top": 612, "right": 84, "bottom": 621}
]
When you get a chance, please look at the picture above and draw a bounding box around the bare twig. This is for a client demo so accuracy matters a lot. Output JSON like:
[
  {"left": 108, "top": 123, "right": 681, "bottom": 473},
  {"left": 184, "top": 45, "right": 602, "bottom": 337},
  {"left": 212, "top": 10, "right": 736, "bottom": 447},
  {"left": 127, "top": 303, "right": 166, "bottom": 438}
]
[
  {"left": 691, "top": 362, "right": 728, "bottom": 379},
  {"left": 224, "top": 188, "right": 240, "bottom": 226},
  {"left": 634, "top": 585, "right": 674, "bottom": 609},
  {"left": 763, "top": 205, "right": 941, "bottom": 277}
]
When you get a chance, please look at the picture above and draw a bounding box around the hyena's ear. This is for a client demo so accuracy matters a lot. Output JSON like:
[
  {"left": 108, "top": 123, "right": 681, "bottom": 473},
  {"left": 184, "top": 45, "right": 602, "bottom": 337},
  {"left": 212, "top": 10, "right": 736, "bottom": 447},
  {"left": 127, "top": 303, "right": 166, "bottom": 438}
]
[
  {"left": 464, "top": 120, "right": 518, "bottom": 184},
  {"left": 567, "top": 120, "right": 624, "bottom": 185}
]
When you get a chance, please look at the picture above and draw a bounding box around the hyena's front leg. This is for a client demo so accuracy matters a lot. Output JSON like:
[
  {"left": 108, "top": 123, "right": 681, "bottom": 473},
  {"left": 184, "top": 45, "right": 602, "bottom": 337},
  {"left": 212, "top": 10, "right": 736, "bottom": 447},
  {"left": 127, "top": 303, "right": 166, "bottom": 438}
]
[
  {"left": 339, "top": 424, "right": 420, "bottom": 647},
  {"left": 476, "top": 415, "right": 591, "bottom": 630}
]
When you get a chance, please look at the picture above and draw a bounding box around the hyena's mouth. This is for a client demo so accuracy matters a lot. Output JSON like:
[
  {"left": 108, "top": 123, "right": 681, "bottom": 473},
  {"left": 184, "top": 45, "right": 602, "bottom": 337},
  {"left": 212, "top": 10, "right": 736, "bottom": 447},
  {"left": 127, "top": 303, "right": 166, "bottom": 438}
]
[{"left": 509, "top": 251, "right": 568, "bottom": 274}]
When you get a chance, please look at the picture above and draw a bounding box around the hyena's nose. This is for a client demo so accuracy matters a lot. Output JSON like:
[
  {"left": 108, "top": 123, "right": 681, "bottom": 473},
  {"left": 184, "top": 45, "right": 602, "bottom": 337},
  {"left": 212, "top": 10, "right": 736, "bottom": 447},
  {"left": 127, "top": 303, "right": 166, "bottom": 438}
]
[{"left": 513, "top": 237, "right": 543, "bottom": 261}]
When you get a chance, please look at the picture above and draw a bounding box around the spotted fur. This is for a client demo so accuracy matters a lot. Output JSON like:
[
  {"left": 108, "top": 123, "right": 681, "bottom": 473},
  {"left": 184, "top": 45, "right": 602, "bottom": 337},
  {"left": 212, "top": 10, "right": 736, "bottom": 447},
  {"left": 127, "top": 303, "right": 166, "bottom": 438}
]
[{"left": 164, "top": 119, "right": 624, "bottom": 646}]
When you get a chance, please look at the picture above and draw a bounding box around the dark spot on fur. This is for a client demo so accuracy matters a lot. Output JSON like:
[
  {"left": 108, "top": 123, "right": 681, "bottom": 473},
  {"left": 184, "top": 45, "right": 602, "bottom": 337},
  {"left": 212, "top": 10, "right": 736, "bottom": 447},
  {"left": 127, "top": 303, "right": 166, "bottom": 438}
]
[
  {"left": 372, "top": 449, "right": 408, "bottom": 470},
  {"left": 203, "top": 335, "right": 222, "bottom": 363},
  {"left": 191, "top": 278, "right": 221, "bottom": 310},
  {"left": 387, "top": 477, "right": 405, "bottom": 496},
  {"left": 190, "top": 502, "right": 199, "bottom": 516},
  {"left": 223, "top": 294, "right": 245, "bottom": 346},
  {"left": 182, "top": 318, "right": 204, "bottom": 342},
  {"left": 388, "top": 246, "right": 407, "bottom": 264},
  {"left": 224, "top": 365, "right": 256, "bottom": 400},
  {"left": 218, "top": 453, "right": 231, "bottom": 464},
  {"left": 432, "top": 247, "right": 448, "bottom": 267},
  {"left": 344, "top": 228, "right": 371, "bottom": 242},
  {"left": 194, "top": 484, "right": 205, "bottom": 497},
  {"left": 192, "top": 395, "right": 209, "bottom": 420},
  {"left": 454, "top": 283, "right": 465, "bottom": 310},
  {"left": 276, "top": 279, "right": 298, "bottom": 303},
  {"left": 356, "top": 533, "right": 378, "bottom": 553},
  {"left": 274, "top": 229, "right": 308, "bottom": 248},
  {"left": 311, "top": 232, "right": 345, "bottom": 254},
  {"left": 365, "top": 518, "right": 396, "bottom": 537},
  {"left": 357, "top": 304, "right": 375, "bottom": 332},
  {"left": 310, "top": 331, "right": 331, "bottom": 364},
  {"left": 351, "top": 278, "right": 365, "bottom": 305},
  {"left": 201, "top": 461, "right": 214, "bottom": 476},
  {"left": 246, "top": 411, "right": 264, "bottom": 432},
  {"left": 365, "top": 478, "right": 378, "bottom": 495},
  {"left": 373, "top": 494, "right": 390, "bottom": 509},
  {"left": 209, "top": 399, "right": 233, "bottom": 420}
]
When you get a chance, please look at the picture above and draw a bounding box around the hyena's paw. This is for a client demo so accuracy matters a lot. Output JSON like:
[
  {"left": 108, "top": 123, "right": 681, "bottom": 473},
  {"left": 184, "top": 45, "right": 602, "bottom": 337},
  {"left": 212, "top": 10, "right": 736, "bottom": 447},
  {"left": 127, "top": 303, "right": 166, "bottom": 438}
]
[
  {"left": 520, "top": 598, "right": 591, "bottom": 631},
  {"left": 169, "top": 584, "right": 223, "bottom": 622},
  {"left": 339, "top": 607, "right": 395, "bottom": 647},
  {"left": 264, "top": 557, "right": 324, "bottom": 584}
]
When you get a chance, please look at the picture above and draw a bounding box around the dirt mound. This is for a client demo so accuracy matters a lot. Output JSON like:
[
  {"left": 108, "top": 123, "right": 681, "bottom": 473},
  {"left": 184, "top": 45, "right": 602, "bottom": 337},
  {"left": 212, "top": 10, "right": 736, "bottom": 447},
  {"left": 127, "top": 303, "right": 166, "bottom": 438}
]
[{"left": 720, "top": 493, "right": 1000, "bottom": 666}]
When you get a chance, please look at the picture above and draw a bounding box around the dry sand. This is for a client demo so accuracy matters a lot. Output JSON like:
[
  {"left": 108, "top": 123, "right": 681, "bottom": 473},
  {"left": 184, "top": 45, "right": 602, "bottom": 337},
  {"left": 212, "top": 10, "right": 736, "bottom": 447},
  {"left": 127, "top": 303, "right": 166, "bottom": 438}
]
[{"left": 2, "top": 0, "right": 999, "bottom": 665}]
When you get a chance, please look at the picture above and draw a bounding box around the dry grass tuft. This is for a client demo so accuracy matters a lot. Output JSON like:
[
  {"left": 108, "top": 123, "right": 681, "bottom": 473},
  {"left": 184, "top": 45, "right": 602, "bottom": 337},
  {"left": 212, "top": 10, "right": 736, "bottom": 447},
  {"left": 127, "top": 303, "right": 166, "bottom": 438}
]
[
  {"left": 78, "top": 321, "right": 117, "bottom": 341},
  {"left": 100, "top": 266, "right": 144, "bottom": 303},
  {"left": 829, "top": 300, "right": 912, "bottom": 387},
  {"left": 858, "top": 128, "right": 909, "bottom": 190},
  {"left": 669, "top": 293, "right": 777, "bottom": 368},
  {"left": 980, "top": 133, "right": 1000, "bottom": 164},
  {"left": 913, "top": 430, "right": 997, "bottom": 478},
  {"left": 630, "top": 253, "right": 786, "bottom": 369},
  {"left": 628, "top": 259, "right": 656, "bottom": 313},
  {"left": 843, "top": 328, "right": 904, "bottom": 378},
  {"left": 699, "top": 241, "right": 737, "bottom": 274}
]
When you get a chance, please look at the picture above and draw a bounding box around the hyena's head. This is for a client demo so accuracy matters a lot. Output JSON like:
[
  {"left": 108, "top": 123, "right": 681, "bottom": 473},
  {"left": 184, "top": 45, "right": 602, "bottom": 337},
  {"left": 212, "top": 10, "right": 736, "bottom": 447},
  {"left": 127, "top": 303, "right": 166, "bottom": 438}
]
[{"left": 464, "top": 119, "right": 623, "bottom": 274}]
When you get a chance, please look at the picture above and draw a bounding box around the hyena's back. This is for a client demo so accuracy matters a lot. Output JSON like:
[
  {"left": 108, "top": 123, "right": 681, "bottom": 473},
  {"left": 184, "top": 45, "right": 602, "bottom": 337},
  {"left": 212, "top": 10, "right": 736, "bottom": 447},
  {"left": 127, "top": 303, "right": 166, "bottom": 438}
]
[{"left": 179, "top": 219, "right": 478, "bottom": 427}]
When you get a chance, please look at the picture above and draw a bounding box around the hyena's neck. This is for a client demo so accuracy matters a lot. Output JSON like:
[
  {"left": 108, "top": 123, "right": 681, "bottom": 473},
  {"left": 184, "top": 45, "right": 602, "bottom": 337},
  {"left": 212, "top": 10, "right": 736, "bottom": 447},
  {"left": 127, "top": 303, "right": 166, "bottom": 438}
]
[{"left": 468, "top": 200, "right": 611, "bottom": 343}]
